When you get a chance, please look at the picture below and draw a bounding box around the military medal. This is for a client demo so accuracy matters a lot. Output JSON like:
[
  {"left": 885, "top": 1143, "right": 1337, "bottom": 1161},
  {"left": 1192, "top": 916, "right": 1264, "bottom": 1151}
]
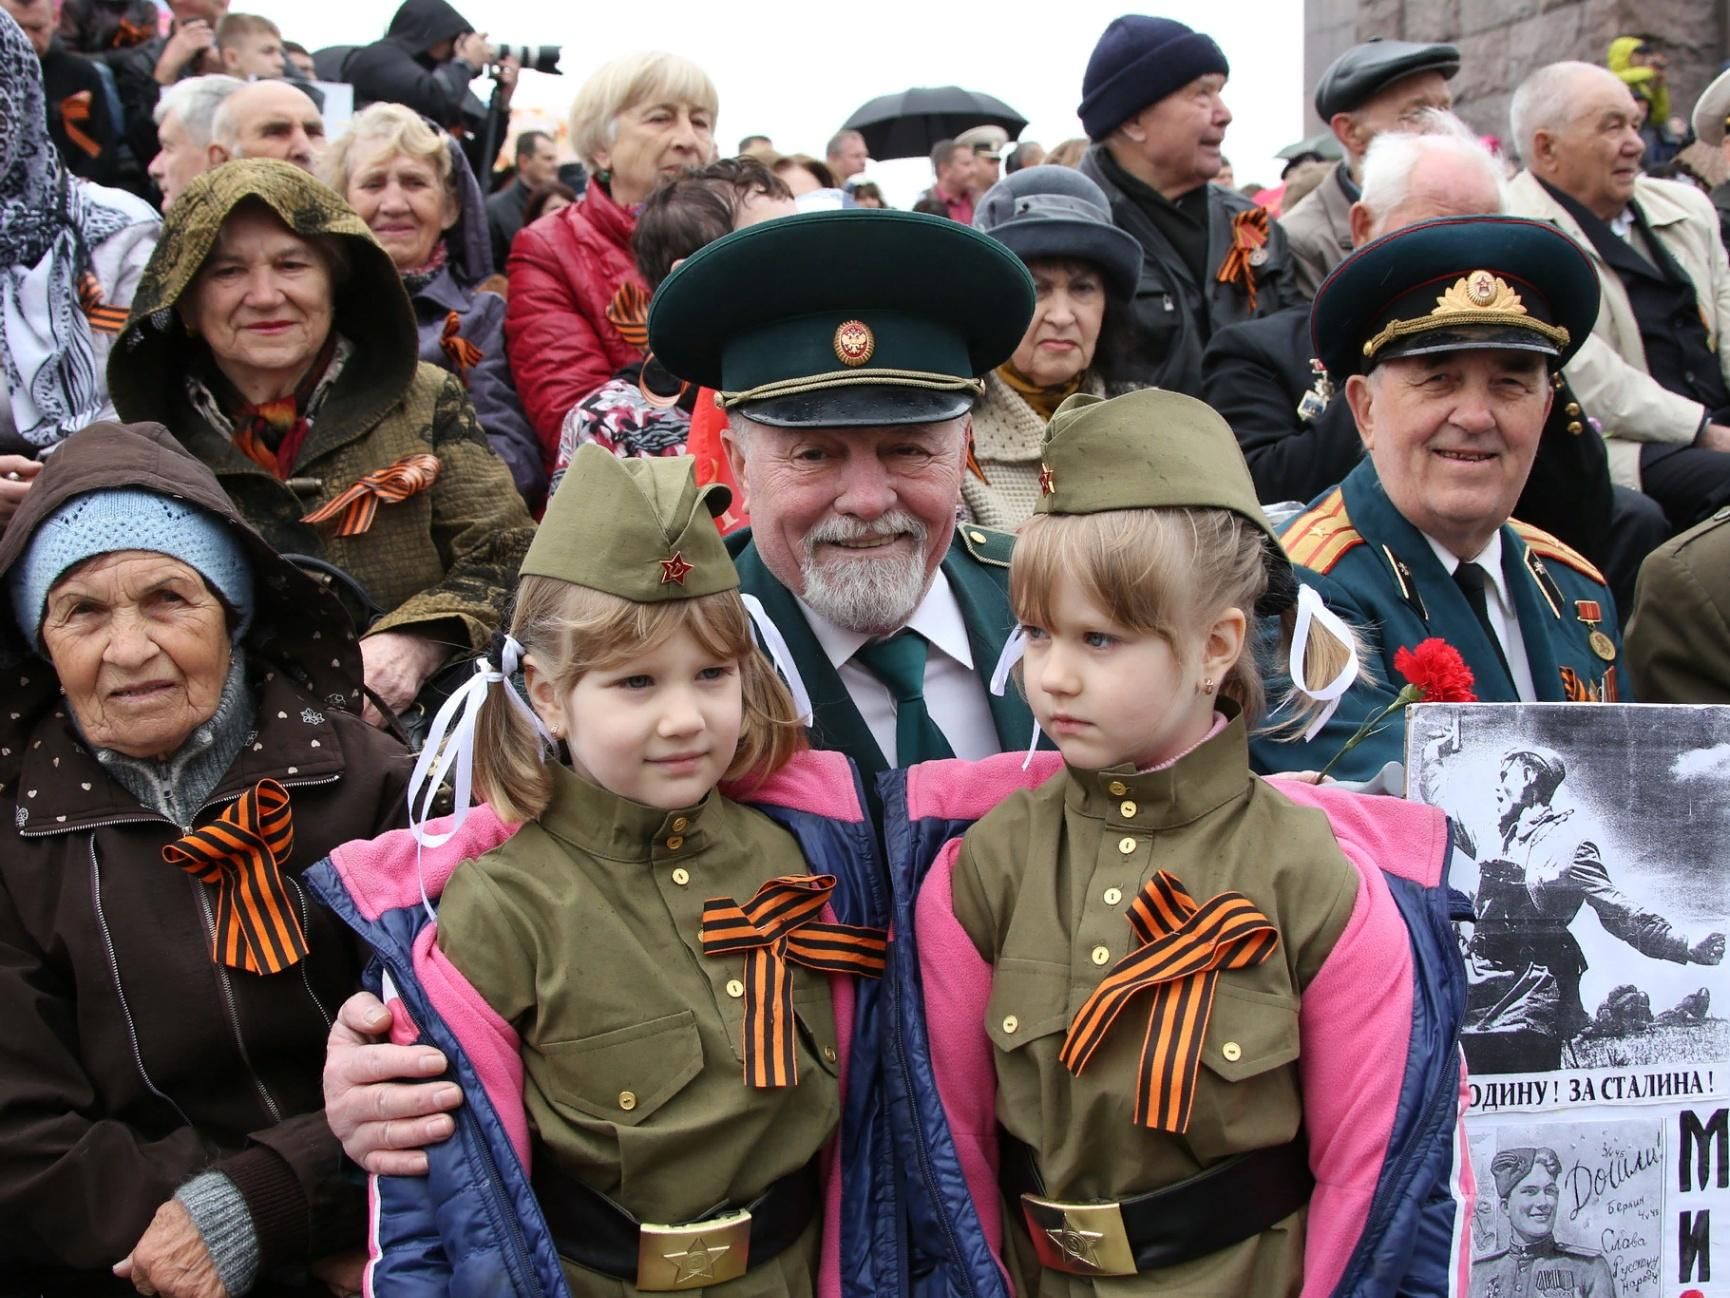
[
  {"left": 1296, "top": 358, "right": 1334, "bottom": 424},
  {"left": 1575, "top": 599, "right": 1616, "bottom": 661}
]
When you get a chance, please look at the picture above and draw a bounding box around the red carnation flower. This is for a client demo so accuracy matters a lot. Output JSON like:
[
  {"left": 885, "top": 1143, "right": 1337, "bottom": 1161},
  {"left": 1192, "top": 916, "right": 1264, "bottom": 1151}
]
[{"left": 1393, "top": 638, "right": 1477, "bottom": 704}]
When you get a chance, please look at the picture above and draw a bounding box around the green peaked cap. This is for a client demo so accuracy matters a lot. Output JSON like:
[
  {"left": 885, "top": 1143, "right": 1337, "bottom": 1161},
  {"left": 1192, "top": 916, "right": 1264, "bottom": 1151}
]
[
  {"left": 1033, "top": 389, "right": 1283, "bottom": 555},
  {"left": 522, "top": 444, "right": 737, "bottom": 600}
]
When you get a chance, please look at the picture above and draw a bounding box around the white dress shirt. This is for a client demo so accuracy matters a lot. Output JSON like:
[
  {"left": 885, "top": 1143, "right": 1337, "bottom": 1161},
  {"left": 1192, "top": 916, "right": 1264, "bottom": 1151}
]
[
  {"left": 798, "top": 569, "right": 1003, "bottom": 766},
  {"left": 1420, "top": 530, "right": 1538, "bottom": 701}
]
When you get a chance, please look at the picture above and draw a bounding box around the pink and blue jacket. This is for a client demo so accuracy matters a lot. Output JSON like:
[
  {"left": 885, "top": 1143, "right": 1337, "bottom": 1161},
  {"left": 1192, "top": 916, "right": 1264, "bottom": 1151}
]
[
  {"left": 302, "top": 750, "right": 898, "bottom": 1298},
  {"left": 877, "top": 754, "right": 1476, "bottom": 1298}
]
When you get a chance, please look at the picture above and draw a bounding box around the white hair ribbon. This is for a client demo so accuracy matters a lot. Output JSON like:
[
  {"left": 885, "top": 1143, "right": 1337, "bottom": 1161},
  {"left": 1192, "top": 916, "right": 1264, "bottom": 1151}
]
[
  {"left": 1287, "top": 584, "right": 1360, "bottom": 742},
  {"left": 742, "top": 593, "right": 813, "bottom": 726},
  {"left": 986, "top": 625, "right": 1044, "bottom": 770},
  {"left": 404, "top": 636, "right": 550, "bottom": 922}
]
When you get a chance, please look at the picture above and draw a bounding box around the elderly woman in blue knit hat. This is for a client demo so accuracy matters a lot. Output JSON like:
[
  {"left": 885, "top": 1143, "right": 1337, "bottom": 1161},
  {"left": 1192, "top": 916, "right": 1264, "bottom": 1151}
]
[
  {"left": 966, "top": 165, "right": 1144, "bottom": 528},
  {"left": 0, "top": 420, "right": 413, "bottom": 1297}
]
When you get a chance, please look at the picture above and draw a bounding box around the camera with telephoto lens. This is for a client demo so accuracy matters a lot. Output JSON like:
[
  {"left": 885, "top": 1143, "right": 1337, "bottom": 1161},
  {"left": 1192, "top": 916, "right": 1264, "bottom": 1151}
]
[{"left": 493, "top": 43, "right": 562, "bottom": 75}]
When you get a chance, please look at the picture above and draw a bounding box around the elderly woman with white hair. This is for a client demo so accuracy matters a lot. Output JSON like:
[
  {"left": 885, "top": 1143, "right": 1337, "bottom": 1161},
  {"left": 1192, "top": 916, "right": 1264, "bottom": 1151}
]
[
  {"left": 321, "top": 102, "right": 544, "bottom": 506},
  {"left": 504, "top": 50, "right": 718, "bottom": 463}
]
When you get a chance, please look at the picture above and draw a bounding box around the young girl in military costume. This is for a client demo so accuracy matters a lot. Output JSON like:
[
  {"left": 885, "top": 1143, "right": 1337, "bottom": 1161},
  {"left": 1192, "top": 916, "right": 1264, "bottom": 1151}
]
[
  {"left": 913, "top": 388, "right": 1467, "bottom": 1296},
  {"left": 419, "top": 443, "right": 884, "bottom": 1296}
]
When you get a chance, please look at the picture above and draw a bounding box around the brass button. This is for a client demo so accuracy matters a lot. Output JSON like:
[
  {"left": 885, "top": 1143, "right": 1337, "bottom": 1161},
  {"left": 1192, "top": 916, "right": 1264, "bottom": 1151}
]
[
  {"left": 726, "top": 979, "right": 744, "bottom": 998},
  {"left": 1221, "top": 1042, "right": 1242, "bottom": 1062},
  {"left": 1091, "top": 945, "right": 1111, "bottom": 966},
  {"left": 1566, "top": 421, "right": 1583, "bottom": 435},
  {"left": 666, "top": 834, "right": 685, "bottom": 851},
  {"left": 1119, "top": 799, "right": 1137, "bottom": 818},
  {"left": 1103, "top": 887, "right": 1123, "bottom": 906},
  {"left": 619, "top": 1090, "right": 638, "bottom": 1110},
  {"left": 671, "top": 816, "right": 689, "bottom": 832},
  {"left": 823, "top": 1045, "right": 838, "bottom": 1063},
  {"left": 1107, "top": 780, "right": 1128, "bottom": 797},
  {"left": 1002, "top": 1015, "right": 1019, "bottom": 1034},
  {"left": 968, "top": 529, "right": 988, "bottom": 544},
  {"left": 672, "top": 867, "right": 690, "bottom": 886},
  {"left": 1566, "top": 402, "right": 1581, "bottom": 417},
  {"left": 1118, "top": 836, "right": 1136, "bottom": 854}
]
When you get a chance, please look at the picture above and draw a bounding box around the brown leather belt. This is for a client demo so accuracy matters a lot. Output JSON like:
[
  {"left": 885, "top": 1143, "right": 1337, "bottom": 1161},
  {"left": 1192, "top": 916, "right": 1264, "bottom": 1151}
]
[{"left": 1000, "top": 1132, "right": 1313, "bottom": 1276}]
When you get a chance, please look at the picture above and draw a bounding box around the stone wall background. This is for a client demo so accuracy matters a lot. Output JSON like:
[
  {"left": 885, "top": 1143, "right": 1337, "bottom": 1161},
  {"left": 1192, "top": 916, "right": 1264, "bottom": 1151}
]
[{"left": 1303, "top": 0, "right": 1727, "bottom": 156}]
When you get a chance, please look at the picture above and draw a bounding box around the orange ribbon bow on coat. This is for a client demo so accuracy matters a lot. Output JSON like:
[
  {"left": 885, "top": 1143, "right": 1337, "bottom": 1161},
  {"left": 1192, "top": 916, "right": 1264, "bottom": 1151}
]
[
  {"left": 1059, "top": 871, "right": 1278, "bottom": 1132},
  {"left": 59, "top": 91, "right": 102, "bottom": 159},
  {"left": 701, "top": 874, "right": 887, "bottom": 1088},
  {"left": 440, "top": 311, "right": 483, "bottom": 381},
  {"left": 1215, "top": 207, "right": 1271, "bottom": 315},
  {"left": 163, "top": 780, "right": 308, "bottom": 975},
  {"left": 605, "top": 280, "right": 651, "bottom": 352},
  {"left": 301, "top": 453, "right": 442, "bottom": 537}
]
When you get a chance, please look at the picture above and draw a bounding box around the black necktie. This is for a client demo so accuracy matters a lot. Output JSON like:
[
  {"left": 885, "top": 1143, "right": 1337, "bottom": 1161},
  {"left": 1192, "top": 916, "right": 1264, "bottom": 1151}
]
[{"left": 1453, "top": 562, "right": 1514, "bottom": 685}]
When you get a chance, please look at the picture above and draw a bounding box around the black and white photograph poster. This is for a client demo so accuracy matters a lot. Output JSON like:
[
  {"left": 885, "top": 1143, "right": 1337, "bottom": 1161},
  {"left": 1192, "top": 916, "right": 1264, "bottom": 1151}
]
[{"left": 1408, "top": 703, "right": 1730, "bottom": 1295}]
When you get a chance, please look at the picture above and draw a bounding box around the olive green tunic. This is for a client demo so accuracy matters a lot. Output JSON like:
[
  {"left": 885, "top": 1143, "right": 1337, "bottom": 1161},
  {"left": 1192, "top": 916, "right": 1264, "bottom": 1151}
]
[
  {"left": 437, "top": 764, "right": 841, "bottom": 1297},
  {"left": 951, "top": 716, "right": 1359, "bottom": 1297}
]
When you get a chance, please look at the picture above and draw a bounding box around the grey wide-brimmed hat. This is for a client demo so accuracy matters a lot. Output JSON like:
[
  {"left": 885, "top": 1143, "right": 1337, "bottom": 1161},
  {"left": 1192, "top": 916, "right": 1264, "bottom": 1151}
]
[
  {"left": 972, "top": 165, "right": 1143, "bottom": 301},
  {"left": 1693, "top": 66, "right": 1730, "bottom": 149}
]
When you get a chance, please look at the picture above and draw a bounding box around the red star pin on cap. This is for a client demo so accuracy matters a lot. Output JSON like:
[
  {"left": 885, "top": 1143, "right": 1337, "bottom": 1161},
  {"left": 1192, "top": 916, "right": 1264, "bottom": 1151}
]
[
  {"left": 659, "top": 551, "right": 694, "bottom": 585},
  {"left": 1038, "top": 463, "right": 1055, "bottom": 496}
]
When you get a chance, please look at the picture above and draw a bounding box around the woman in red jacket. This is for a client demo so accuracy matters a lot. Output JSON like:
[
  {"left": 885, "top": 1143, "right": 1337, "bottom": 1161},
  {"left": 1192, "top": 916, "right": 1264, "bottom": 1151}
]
[{"left": 503, "top": 51, "right": 718, "bottom": 466}]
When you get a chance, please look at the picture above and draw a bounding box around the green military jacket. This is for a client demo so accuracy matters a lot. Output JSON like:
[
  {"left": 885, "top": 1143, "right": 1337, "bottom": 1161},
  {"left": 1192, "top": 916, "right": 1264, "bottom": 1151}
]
[
  {"left": 1626, "top": 505, "right": 1730, "bottom": 703},
  {"left": 1470, "top": 1235, "right": 1615, "bottom": 1298},
  {"left": 436, "top": 765, "right": 840, "bottom": 1296},
  {"left": 951, "top": 715, "right": 1358, "bottom": 1296}
]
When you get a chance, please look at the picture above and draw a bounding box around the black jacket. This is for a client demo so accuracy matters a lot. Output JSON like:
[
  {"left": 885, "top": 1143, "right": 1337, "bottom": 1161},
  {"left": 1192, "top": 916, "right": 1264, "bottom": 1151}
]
[
  {"left": 1202, "top": 303, "right": 1616, "bottom": 569},
  {"left": 346, "top": 0, "right": 481, "bottom": 131},
  {"left": 41, "top": 40, "right": 122, "bottom": 186},
  {"left": 1079, "top": 143, "right": 1301, "bottom": 397}
]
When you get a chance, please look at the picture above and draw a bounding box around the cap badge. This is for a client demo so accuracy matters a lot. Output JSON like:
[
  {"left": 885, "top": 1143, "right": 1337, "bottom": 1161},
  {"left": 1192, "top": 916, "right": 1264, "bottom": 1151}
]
[
  {"left": 1039, "top": 463, "right": 1055, "bottom": 496},
  {"left": 833, "top": 319, "right": 875, "bottom": 367},
  {"left": 659, "top": 551, "right": 694, "bottom": 586},
  {"left": 1362, "top": 270, "right": 1570, "bottom": 360},
  {"left": 1441, "top": 271, "right": 1524, "bottom": 316}
]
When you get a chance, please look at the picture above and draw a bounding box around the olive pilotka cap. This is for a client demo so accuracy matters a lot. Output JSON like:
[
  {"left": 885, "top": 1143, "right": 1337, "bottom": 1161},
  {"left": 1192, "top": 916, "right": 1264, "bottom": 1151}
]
[
  {"left": 524, "top": 444, "right": 736, "bottom": 599},
  {"left": 647, "top": 209, "right": 1034, "bottom": 428},
  {"left": 1032, "top": 389, "right": 1297, "bottom": 611}
]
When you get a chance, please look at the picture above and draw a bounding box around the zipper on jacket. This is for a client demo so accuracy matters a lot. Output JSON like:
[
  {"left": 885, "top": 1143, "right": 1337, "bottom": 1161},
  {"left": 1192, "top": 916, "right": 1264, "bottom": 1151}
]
[
  {"left": 285, "top": 874, "right": 335, "bottom": 1033},
  {"left": 189, "top": 878, "right": 284, "bottom": 1126},
  {"left": 89, "top": 837, "right": 197, "bottom": 1132}
]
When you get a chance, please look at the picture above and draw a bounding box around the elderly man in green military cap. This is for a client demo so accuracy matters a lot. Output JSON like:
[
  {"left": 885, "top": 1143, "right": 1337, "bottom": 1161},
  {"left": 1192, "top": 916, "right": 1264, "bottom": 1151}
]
[
  {"left": 1255, "top": 214, "right": 1627, "bottom": 783},
  {"left": 643, "top": 207, "right": 1042, "bottom": 780}
]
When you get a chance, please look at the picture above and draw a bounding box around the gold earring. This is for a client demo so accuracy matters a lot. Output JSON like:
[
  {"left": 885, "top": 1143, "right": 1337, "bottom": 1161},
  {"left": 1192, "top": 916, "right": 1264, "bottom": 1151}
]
[{"left": 1201, "top": 677, "right": 1216, "bottom": 696}]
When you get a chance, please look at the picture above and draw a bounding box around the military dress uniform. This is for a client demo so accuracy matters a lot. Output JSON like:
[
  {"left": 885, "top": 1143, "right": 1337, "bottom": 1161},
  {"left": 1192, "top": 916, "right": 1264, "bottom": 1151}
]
[
  {"left": 648, "top": 209, "right": 1043, "bottom": 779},
  {"left": 1249, "top": 215, "right": 1624, "bottom": 783},
  {"left": 1471, "top": 1235, "right": 1616, "bottom": 1298},
  {"left": 946, "top": 390, "right": 1361, "bottom": 1295},
  {"left": 435, "top": 448, "right": 884, "bottom": 1295}
]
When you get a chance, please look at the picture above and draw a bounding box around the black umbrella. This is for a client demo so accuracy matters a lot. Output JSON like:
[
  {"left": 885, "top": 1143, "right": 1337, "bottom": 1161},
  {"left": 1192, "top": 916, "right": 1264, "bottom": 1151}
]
[{"left": 842, "top": 87, "right": 1026, "bottom": 161}]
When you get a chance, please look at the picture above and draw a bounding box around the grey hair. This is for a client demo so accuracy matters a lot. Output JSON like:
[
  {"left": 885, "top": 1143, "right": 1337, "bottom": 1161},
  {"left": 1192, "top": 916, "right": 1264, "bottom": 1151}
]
[
  {"left": 1509, "top": 62, "right": 1608, "bottom": 164},
  {"left": 1358, "top": 110, "right": 1507, "bottom": 222},
  {"left": 825, "top": 129, "right": 864, "bottom": 159},
  {"left": 154, "top": 74, "right": 245, "bottom": 146}
]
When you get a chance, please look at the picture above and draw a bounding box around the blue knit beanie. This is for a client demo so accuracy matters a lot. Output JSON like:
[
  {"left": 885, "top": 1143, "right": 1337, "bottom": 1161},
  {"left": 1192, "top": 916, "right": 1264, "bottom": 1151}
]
[
  {"left": 8, "top": 489, "right": 256, "bottom": 650},
  {"left": 1078, "top": 16, "right": 1231, "bottom": 142}
]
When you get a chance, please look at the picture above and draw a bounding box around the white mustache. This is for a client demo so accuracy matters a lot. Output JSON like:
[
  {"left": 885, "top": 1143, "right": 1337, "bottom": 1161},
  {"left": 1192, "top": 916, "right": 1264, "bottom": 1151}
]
[{"left": 804, "top": 511, "right": 927, "bottom": 551}]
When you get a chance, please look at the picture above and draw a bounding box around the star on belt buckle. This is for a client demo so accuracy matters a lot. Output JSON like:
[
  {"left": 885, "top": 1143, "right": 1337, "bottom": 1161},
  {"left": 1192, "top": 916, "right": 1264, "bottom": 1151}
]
[
  {"left": 635, "top": 1210, "right": 752, "bottom": 1290},
  {"left": 1020, "top": 1194, "right": 1138, "bottom": 1277}
]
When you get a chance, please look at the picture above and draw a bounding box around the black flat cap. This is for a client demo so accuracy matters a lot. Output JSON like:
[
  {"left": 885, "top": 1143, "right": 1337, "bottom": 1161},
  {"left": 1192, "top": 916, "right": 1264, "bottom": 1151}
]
[{"left": 1314, "top": 38, "right": 1460, "bottom": 120}]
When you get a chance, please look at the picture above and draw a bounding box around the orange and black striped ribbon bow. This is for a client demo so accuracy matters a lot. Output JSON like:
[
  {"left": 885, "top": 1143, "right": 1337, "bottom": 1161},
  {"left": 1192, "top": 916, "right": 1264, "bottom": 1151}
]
[
  {"left": 162, "top": 780, "right": 309, "bottom": 975},
  {"left": 301, "top": 452, "right": 441, "bottom": 537},
  {"left": 605, "top": 280, "right": 651, "bottom": 352},
  {"left": 59, "top": 91, "right": 102, "bottom": 159},
  {"left": 1059, "top": 871, "right": 1278, "bottom": 1132},
  {"left": 1215, "top": 206, "right": 1271, "bottom": 315},
  {"left": 77, "top": 271, "right": 128, "bottom": 335},
  {"left": 440, "top": 310, "right": 483, "bottom": 381},
  {"left": 700, "top": 874, "right": 887, "bottom": 1088}
]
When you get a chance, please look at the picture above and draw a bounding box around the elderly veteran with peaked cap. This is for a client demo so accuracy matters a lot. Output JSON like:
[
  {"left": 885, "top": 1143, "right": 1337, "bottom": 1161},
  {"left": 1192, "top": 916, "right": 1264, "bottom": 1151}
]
[
  {"left": 0, "top": 421, "right": 413, "bottom": 1297},
  {"left": 1254, "top": 216, "right": 1624, "bottom": 783},
  {"left": 1281, "top": 38, "right": 1459, "bottom": 298}
]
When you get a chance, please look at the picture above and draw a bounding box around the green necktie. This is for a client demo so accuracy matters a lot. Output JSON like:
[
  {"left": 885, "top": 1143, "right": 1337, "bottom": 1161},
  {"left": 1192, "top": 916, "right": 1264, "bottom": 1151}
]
[{"left": 852, "top": 630, "right": 956, "bottom": 766}]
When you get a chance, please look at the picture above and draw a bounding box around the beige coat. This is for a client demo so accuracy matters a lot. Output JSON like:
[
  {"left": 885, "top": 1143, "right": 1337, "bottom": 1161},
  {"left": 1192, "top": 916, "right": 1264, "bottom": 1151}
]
[
  {"left": 1277, "top": 162, "right": 1354, "bottom": 301},
  {"left": 962, "top": 370, "right": 1105, "bottom": 531},
  {"left": 1505, "top": 170, "right": 1730, "bottom": 489}
]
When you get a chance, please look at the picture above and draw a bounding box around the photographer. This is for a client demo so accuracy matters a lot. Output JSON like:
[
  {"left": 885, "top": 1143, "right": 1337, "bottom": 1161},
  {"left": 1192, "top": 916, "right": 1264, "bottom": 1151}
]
[{"left": 346, "top": 0, "right": 516, "bottom": 175}]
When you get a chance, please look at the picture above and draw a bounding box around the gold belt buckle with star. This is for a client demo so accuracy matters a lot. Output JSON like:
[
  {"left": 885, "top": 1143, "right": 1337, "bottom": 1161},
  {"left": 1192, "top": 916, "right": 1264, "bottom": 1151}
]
[
  {"left": 1020, "top": 1193, "right": 1138, "bottom": 1276},
  {"left": 635, "top": 1210, "right": 752, "bottom": 1290}
]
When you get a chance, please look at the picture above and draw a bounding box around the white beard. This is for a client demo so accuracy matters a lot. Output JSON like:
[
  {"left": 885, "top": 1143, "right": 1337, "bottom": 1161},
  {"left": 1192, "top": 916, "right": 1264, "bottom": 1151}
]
[{"left": 798, "top": 510, "right": 933, "bottom": 636}]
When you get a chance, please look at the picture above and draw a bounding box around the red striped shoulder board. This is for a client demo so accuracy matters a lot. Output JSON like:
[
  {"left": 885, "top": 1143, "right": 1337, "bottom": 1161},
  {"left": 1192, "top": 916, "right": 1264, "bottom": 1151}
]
[
  {"left": 1279, "top": 488, "right": 1364, "bottom": 574},
  {"left": 1510, "top": 520, "right": 1606, "bottom": 586}
]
